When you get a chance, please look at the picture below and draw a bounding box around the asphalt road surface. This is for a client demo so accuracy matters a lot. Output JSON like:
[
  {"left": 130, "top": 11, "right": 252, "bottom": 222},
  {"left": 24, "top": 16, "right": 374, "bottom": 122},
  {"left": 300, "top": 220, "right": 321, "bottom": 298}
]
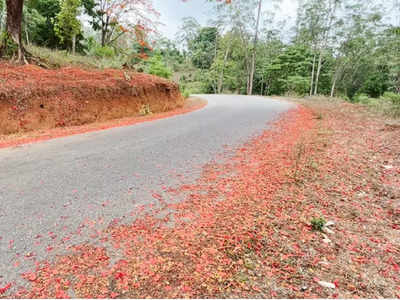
[{"left": 0, "top": 94, "right": 294, "bottom": 288}]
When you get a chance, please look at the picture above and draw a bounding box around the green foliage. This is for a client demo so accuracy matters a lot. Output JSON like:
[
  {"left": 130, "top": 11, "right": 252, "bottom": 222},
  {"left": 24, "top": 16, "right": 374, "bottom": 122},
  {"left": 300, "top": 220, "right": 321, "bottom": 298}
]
[
  {"left": 84, "top": 38, "right": 115, "bottom": 58},
  {"left": 382, "top": 92, "right": 400, "bottom": 105},
  {"left": 147, "top": 54, "right": 172, "bottom": 79},
  {"left": 26, "top": 0, "right": 62, "bottom": 48},
  {"left": 284, "top": 75, "right": 310, "bottom": 96},
  {"left": 359, "top": 65, "right": 390, "bottom": 98},
  {"left": 0, "top": 32, "right": 18, "bottom": 57},
  {"left": 23, "top": 6, "right": 46, "bottom": 44},
  {"left": 351, "top": 92, "right": 400, "bottom": 118},
  {"left": 353, "top": 93, "right": 371, "bottom": 104},
  {"left": 311, "top": 217, "right": 326, "bottom": 231},
  {"left": 94, "top": 46, "right": 114, "bottom": 58},
  {"left": 0, "top": 0, "right": 5, "bottom": 29},
  {"left": 182, "top": 89, "right": 190, "bottom": 99},
  {"left": 54, "top": 0, "right": 81, "bottom": 49},
  {"left": 28, "top": 44, "right": 125, "bottom": 69},
  {"left": 189, "top": 27, "right": 218, "bottom": 69}
]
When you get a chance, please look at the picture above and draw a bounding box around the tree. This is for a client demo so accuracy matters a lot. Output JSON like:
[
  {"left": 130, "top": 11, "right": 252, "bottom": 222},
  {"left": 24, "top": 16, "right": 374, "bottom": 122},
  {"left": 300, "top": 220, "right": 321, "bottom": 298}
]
[
  {"left": 26, "top": 0, "right": 62, "bottom": 48},
  {"left": 54, "top": 0, "right": 81, "bottom": 54},
  {"left": 82, "top": 0, "right": 159, "bottom": 47},
  {"left": 190, "top": 27, "right": 218, "bottom": 69},
  {"left": 0, "top": 0, "right": 26, "bottom": 63},
  {"left": 147, "top": 53, "right": 172, "bottom": 79},
  {"left": 212, "top": 0, "right": 260, "bottom": 94},
  {"left": 22, "top": 4, "right": 46, "bottom": 46},
  {"left": 296, "top": 0, "right": 340, "bottom": 95},
  {"left": 247, "top": 0, "right": 262, "bottom": 95},
  {"left": 0, "top": 0, "right": 5, "bottom": 32}
]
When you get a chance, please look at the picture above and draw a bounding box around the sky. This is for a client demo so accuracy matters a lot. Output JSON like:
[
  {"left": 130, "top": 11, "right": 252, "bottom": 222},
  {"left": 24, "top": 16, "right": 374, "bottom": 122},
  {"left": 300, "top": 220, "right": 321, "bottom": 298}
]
[{"left": 153, "top": 0, "right": 299, "bottom": 40}]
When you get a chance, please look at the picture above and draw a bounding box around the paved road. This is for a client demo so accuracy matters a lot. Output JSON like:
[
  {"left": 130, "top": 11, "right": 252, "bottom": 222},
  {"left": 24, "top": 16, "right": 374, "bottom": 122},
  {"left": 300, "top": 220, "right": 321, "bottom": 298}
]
[{"left": 0, "top": 95, "right": 293, "bottom": 287}]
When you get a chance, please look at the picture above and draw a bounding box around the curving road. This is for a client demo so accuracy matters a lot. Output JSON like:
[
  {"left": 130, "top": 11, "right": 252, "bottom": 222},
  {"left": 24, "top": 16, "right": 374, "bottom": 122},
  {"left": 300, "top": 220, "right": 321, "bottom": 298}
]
[{"left": 0, "top": 95, "right": 293, "bottom": 287}]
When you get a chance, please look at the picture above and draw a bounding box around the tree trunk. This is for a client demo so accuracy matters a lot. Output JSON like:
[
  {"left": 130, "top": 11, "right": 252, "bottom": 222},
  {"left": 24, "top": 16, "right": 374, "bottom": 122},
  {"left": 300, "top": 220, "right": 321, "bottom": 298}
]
[
  {"left": 217, "top": 43, "right": 230, "bottom": 94},
  {"left": 5, "top": 0, "right": 26, "bottom": 63},
  {"left": 330, "top": 74, "right": 337, "bottom": 97},
  {"left": 25, "top": 25, "right": 29, "bottom": 45},
  {"left": 72, "top": 34, "right": 76, "bottom": 55},
  {"left": 101, "top": 28, "right": 106, "bottom": 47},
  {"left": 309, "top": 53, "right": 316, "bottom": 96},
  {"left": 101, "top": 15, "right": 110, "bottom": 46},
  {"left": 247, "top": 0, "right": 262, "bottom": 96},
  {"left": 314, "top": 51, "right": 323, "bottom": 95}
]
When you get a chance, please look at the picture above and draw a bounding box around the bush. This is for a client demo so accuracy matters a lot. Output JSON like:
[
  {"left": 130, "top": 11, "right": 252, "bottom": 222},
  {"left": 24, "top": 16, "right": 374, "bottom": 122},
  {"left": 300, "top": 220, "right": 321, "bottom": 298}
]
[
  {"left": 311, "top": 217, "right": 326, "bottom": 231},
  {"left": 381, "top": 92, "right": 400, "bottom": 105},
  {"left": 147, "top": 54, "right": 172, "bottom": 79},
  {"left": 179, "top": 84, "right": 191, "bottom": 99},
  {"left": 353, "top": 93, "right": 372, "bottom": 104},
  {"left": 0, "top": 32, "right": 18, "bottom": 57},
  {"left": 182, "top": 90, "right": 190, "bottom": 99},
  {"left": 284, "top": 75, "right": 310, "bottom": 96},
  {"left": 93, "top": 45, "right": 115, "bottom": 58}
]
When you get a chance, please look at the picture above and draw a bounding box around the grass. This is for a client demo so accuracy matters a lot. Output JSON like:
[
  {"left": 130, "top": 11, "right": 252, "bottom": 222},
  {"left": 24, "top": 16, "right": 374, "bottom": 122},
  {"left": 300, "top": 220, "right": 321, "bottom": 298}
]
[
  {"left": 299, "top": 94, "right": 400, "bottom": 119},
  {"left": 27, "top": 45, "right": 125, "bottom": 69}
]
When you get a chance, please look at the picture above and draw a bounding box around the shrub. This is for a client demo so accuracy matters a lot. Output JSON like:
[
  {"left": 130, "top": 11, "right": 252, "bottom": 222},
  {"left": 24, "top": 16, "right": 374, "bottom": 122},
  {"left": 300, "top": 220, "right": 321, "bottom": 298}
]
[
  {"left": 284, "top": 75, "right": 310, "bottom": 96},
  {"left": 381, "top": 92, "right": 400, "bottom": 105},
  {"left": 0, "top": 32, "right": 18, "bottom": 57},
  {"left": 353, "top": 93, "right": 372, "bottom": 104},
  {"left": 182, "top": 90, "right": 190, "bottom": 99},
  {"left": 93, "top": 45, "right": 115, "bottom": 58},
  {"left": 147, "top": 54, "right": 172, "bottom": 79},
  {"left": 311, "top": 217, "right": 326, "bottom": 231}
]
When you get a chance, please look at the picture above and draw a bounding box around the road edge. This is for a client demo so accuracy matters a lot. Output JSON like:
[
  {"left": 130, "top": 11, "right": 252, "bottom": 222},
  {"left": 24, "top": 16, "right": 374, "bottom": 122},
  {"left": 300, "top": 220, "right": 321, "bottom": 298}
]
[{"left": 0, "top": 97, "right": 208, "bottom": 150}]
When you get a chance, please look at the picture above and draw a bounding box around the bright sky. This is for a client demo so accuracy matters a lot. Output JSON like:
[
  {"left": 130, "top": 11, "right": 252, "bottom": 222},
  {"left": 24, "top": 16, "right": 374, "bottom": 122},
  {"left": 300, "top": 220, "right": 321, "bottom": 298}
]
[{"left": 153, "top": 0, "right": 299, "bottom": 40}]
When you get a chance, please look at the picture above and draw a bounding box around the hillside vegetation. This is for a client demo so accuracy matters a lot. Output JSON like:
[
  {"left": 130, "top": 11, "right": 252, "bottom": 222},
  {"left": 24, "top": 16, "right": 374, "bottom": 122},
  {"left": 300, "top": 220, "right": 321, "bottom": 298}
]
[{"left": 1, "top": 0, "right": 399, "bottom": 108}]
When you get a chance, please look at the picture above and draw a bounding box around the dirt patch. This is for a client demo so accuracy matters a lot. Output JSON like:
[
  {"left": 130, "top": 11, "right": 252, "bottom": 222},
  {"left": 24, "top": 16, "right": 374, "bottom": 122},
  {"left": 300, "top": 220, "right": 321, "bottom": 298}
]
[{"left": 0, "top": 62, "right": 184, "bottom": 135}]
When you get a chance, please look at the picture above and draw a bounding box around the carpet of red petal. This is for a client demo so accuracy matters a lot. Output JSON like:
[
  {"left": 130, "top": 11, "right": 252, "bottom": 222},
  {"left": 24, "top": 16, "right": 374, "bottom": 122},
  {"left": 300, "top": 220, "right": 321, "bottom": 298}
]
[{"left": 1, "top": 99, "right": 399, "bottom": 298}]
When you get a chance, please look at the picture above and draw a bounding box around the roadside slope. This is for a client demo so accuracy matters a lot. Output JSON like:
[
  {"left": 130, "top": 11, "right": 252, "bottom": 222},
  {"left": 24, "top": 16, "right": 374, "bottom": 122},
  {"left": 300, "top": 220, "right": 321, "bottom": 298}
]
[{"left": 0, "top": 63, "right": 184, "bottom": 135}]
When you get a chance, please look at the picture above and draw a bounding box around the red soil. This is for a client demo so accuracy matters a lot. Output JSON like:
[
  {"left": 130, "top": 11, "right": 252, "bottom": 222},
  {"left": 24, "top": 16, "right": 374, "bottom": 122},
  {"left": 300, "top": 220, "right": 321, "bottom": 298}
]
[
  {"left": 0, "top": 62, "right": 184, "bottom": 135},
  {"left": 0, "top": 98, "right": 206, "bottom": 149}
]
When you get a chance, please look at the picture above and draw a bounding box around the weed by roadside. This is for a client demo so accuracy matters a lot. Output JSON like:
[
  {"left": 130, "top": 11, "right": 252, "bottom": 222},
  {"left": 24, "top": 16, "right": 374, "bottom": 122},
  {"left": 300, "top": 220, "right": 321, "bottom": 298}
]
[
  {"left": 311, "top": 217, "right": 327, "bottom": 231},
  {"left": 28, "top": 45, "right": 125, "bottom": 69}
]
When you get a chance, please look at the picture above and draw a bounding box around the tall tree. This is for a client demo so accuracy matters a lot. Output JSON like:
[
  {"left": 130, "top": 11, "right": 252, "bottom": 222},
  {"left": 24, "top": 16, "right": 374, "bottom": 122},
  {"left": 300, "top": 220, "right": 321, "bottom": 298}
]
[
  {"left": 26, "top": 0, "right": 62, "bottom": 48},
  {"left": 1, "top": 0, "right": 26, "bottom": 63},
  {"left": 212, "top": 0, "right": 260, "bottom": 94},
  {"left": 247, "top": 0, "right": 262, "bottom": 95},
  {"left": 54, "top": 0, "right": 81, "bottom": 54},
  {"left": 82, "top": 0, "right": 159, "bottom": 46}
]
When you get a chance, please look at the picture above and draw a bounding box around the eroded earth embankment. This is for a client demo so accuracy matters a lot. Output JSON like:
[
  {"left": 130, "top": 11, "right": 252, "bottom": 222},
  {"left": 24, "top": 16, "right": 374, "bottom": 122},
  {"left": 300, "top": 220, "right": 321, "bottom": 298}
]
[{"left": 0, "top": 63, "right": 184, "bottom": 135}]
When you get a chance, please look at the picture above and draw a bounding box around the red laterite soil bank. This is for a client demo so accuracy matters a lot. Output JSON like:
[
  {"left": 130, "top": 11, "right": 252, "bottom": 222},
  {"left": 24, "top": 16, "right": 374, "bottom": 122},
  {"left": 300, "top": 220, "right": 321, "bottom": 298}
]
[
  {"left": 0, "top": 97, "right": 206, "bottom": 149},
  {"left": 0, "top": 62, "right": 185, "bottom": 136}
]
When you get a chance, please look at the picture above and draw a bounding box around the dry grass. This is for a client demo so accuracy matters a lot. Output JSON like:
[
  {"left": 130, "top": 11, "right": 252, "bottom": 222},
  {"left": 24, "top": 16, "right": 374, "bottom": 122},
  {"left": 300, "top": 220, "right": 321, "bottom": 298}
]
[
  {"left": 27, "top": 45, "right": 125, "bottom": 70},
  {"left": 270, "top": 96, "right": 400, "bottom": 298}
]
